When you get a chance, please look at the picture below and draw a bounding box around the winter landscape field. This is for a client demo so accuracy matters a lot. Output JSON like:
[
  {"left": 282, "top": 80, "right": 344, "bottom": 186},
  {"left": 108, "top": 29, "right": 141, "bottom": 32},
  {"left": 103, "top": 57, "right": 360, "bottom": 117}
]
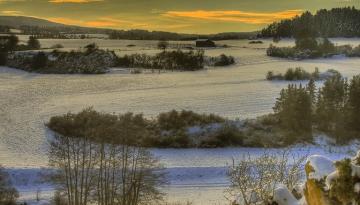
[{"left": 1, "top": 38, "right": 360, "bottom": 204}]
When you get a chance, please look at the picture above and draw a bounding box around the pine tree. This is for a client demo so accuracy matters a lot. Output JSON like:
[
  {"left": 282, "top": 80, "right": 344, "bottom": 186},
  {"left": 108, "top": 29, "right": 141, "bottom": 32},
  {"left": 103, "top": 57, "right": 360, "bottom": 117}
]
[
  {"left": 27, "top": 36, "right": 41, "bottom": 50},
  {"left": 347, "top": 75, "right": 360, "bottom": 132}
]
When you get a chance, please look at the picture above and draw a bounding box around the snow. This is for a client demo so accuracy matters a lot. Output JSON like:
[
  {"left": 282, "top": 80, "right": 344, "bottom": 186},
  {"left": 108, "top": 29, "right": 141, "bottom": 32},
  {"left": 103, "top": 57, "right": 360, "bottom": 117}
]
[
  {"left": 273, "top": 184, "right": 299, "bottom": 205},
  {"left": 351, "top": 164, "right": 360, "bottom": 177},
  {"left": 354, "top": 183, "right": 360, "bottom": 193},
  {"left": 2, "top": 38, "right": 360, "bottom": 204},
  {"left": 307, "top": 155, "right": 335, "bottom": 180},
  {"left": 325, "top": 171, "right": 338, "bottom": 190}
]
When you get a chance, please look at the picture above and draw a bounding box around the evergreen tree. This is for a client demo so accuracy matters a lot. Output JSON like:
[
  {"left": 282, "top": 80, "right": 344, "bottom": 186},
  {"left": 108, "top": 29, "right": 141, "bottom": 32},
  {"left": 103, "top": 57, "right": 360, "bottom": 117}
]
[
  {"left": 31, "top": 52, "right": 48, "bottom": 70},
  {"left": 27, "top": 36, "right": 41, "bottom": 50},
  {"left": 273, "top": 84, "right": 312, "bottom": 143},
  {"left": 315, "top": 74, "right": 348, "bottom": 139},
  {"left": 346, "top": 75, "right": 360, "bottom": 132},
  {"left": 5, "top": 35, "right": 18, "bottom": 52},
  {"left": 307, "top": 78, "right": 316, "bottom": 105}
]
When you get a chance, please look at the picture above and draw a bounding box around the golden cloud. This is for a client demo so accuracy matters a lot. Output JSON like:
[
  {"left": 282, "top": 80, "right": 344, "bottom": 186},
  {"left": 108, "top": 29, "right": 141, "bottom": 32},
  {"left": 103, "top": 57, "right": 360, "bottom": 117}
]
[
  {"left": 47, "top": 17, "right": 148, "bottom": 28},
  {"left": 163, "top": 10, "right": 303, "bottom": 24},
  {"left": 1, "top": 10, "right": 23, "bottom": 15},
  {"left": 46, "top": 16, "right": 192, "bottom": 31},
  {"left": 48, "top": 0, "right": 103, "bottom": 3}
]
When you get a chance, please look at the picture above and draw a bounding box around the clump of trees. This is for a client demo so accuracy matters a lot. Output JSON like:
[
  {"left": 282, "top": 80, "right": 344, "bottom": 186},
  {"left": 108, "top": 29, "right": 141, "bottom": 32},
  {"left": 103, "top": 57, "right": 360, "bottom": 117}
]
[
  {"left": 261, "top": 7, "right": 360, "bottom": 38},
  {"left": 273, "top": 83, "right": 313, "bottom": 144},
  {"left": 0, "top": 35, "right": 42, "bottom": 66},
  {"left": 117, "top": 50, "right": 235, "bottom": 71},
  {"left": 48, "top": 109, "right": 243, "bottom": 148},
  {"left": 210, "top": 54, "right": 235, "bottom": 67},
  {"left": 266, "top": 67, "right": 320, "bottom": 81},
  {"left": 266, "top": 38, "right": 338, "bottom": 59},
  {"left": 269, "top": 72, "right": 360, "bottom": 144},
  {"left": 263, "top": 7, "right": 360, "bottom": 59},
  {"left": 157, "top": 109, "right": 225, "bottom": 131},
  {"left": 47, "top": 108, "right": 165, "bottom": 205},
  {"left": 248, "top": 40, "right": 263, "bottom": 44},
  {"left": 0, "top": 166, "right": 19, "bottom": 205},
  {"left": 117, "top": 50, "right": 205, "bottom": 71},
  {"left": 27, "top": 36, "right": 41, "bottom": 50},
  {"left": 7, "top": 43, "right": 116, "bottom": 74}
]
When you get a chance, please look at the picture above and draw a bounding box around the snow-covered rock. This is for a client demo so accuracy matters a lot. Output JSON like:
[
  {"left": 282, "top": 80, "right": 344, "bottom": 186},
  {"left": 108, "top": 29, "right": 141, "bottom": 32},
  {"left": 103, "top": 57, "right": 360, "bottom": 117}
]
[
  {"left": 325, "top": 171, "right": 338, "bottom": 190},
  {"left": 273, "top": 184, "right": 299, "bottom": 205},
  {"left": 351, "top": 163, "right": 360, "bottom": 178},
  {"left": 354, "top": 183, "right": 360, "bottom": 194},
  {"left": 306, "top": 155, "right": 335, "bottom": 180}
]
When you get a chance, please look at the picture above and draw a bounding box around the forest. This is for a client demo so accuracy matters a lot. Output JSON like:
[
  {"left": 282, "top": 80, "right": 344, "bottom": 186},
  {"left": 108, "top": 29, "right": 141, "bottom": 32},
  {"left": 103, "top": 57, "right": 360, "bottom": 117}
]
[{"left": 261, "top": 7, "right": 360, "bottom": 38}]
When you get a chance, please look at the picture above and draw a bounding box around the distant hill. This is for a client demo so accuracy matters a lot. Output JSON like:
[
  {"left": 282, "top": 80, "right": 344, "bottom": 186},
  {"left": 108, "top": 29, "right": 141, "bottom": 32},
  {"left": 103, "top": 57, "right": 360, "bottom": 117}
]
[
  {"left": 0, "top": 16, "right": 68, "bottom": 28},
  {"left": 0, "top": 15, "right": 258, "bottom": 40}
]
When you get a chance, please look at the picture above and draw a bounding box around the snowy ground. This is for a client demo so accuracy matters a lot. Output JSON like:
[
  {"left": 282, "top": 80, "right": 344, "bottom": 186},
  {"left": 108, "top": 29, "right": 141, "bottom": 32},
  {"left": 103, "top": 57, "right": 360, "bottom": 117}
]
[{"left": 1, "top": 39, "right": 360, "bottom": 204}]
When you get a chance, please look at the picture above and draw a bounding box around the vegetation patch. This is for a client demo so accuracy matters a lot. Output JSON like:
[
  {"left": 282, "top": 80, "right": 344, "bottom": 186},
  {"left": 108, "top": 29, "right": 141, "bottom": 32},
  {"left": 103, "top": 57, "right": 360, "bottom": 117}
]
[
  {"left": 117, "top": 50, "right": 235, "bottom": 71},
  {"left": 266, "top": 67, "right": 340, "bottom": 81}
]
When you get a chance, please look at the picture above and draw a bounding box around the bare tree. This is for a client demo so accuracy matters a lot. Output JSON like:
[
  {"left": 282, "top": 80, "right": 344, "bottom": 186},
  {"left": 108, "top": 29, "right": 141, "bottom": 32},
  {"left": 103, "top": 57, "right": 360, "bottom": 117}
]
[
  {"left": 0, "top": 165, "right": 19, "bottom": 205},
  {"left": 226, "top": 150, "right": 306, "bottom": 205},
  {"left": 47, "top": 109, "right": 165, "bottom": 205}
]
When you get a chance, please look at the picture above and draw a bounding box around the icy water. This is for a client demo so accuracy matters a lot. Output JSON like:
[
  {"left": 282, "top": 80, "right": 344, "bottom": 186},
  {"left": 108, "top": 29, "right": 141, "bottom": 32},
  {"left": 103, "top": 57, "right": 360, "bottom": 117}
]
[{"left": 1, "top": 38, "right": 360, "bottom": 204}]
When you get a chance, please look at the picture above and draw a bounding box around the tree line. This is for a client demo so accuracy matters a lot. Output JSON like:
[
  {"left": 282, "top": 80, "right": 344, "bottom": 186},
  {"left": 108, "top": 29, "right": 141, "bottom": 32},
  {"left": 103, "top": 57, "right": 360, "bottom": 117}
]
[{"left": 261, "top": 7, "right": 360, "bottom": 38}]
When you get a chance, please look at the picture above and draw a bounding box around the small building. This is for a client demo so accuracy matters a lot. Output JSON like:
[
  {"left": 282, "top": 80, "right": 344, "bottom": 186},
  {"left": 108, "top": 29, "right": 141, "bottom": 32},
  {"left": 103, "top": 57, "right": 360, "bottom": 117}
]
[{"left": 196, "top": 39, "right": 216, "bottom": 47}]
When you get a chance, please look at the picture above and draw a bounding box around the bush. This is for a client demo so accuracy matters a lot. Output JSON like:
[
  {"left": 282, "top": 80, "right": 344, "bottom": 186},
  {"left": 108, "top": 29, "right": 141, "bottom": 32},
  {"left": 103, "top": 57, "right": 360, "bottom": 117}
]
[
  {"left": 212, "top": 54, "right": 235, "bottom": 66},
  {"left": 117, "top": 50, "right": 233, "bottom": 71},
  {"left": 267, "top": 38, "right": 339, "bottom": 59},
  {"left": 31, "top": 52, "right": 48, "bottom": 70},
  {"left": 0, "top": 52, "right": 7, "bottom": 65},
  {"left": 27, "top": 36, "right": 41, "bottom": 50},
  {"left": 157, "top": 110, "right": 225, "bottom": 131},
  {"left": 50, "top": 44, "right": 64, "bottom": 49},
  {"left": 249, "top": 40, "right": 263, "bottom": 44},
  {"left": 266, "top": 67, "right": 322, "bottom": 81},
  {"left": 329, "top": 159, "right": 356, "bottom": 204},
  {"left": 201, "top": 123, "right": 243, "bottom": 147}
]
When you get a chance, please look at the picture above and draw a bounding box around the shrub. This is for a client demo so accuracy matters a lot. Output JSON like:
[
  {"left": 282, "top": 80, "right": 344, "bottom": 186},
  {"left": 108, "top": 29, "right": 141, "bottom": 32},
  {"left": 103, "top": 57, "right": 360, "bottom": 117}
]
[
  {"left": 31, "top": 52, "right": 48, "bottom": 70},
  {"left": 0, "top": 52, "right": 7, "bottom": 65},
  {"left": 266, "top": 67, "right": 322, "bottom": 81},
  {"left": 249, "top": 40, "right": 263, "bottom": 44},
  {"left": 156, "top": 110, "right": 225, "bottom": 131},
  {"left": 201, "top": 123, "right": 243, "bottom": 147},
  {"left": 84, "top": 43, "right": 98, "bottom": 54},
  {"left": 117, "top": 50, "right": 233, "bottom": 71},
  {"left": 50, "top": 44, "right": 64, "bottom": 49},
  {"left": 329, "top": 159, "right": 355, "bottom": 204},
  {"left": 213, "top": 54, "right": 235, "bottom": 66},
  {"left": 27, "top": 36, "right": 41, "bottom": 50}
]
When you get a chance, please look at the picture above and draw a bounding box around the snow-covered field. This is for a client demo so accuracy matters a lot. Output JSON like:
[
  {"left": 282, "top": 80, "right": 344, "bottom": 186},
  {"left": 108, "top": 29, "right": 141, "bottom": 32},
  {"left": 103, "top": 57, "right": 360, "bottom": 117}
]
[{"left": 1, "top": 38, "right": 360, "bottom": 204}]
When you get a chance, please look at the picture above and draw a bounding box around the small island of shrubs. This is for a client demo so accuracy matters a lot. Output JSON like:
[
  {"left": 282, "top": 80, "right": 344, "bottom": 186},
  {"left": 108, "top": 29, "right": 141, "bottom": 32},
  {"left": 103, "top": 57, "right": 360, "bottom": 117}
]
[
  {"left": 249, "top": 40, "right": 263, "bottom": 44},
  {"left": 266, "top": 67, "right": 340, "bottom": 81},
  {"left": 1, "top": 35, "right": 235, "bottom": 74}
]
